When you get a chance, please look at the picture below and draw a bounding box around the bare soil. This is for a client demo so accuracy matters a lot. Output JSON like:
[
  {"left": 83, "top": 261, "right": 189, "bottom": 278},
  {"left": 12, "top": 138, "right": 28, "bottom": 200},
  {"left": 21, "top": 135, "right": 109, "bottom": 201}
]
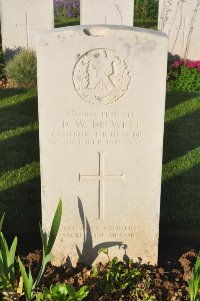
[
  {"left": 19, "top": 249, "right": 198, "bottom": 301},
  {"left": 0, "top": 78, "right": 17, "bottom": 88}
]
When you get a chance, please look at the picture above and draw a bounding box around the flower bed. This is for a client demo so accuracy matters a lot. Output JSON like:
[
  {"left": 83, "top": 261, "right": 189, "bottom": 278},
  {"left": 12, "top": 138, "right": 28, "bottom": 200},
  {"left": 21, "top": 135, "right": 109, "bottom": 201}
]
[
  {"left": 54, "top": 0, "right": 80, "bottom": 19},
  {"left": 0, "top": 201, "right": 200, "bottom": 301},
  {"left": 168, "top": 58, "right": 200, "bottom": 92}
]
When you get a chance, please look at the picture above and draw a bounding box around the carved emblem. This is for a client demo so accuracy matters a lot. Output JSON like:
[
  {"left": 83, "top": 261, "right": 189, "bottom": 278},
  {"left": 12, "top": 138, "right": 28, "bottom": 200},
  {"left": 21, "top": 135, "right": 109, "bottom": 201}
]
[{"left": 73, "top": 49, "right": 131, "bottom": 105}]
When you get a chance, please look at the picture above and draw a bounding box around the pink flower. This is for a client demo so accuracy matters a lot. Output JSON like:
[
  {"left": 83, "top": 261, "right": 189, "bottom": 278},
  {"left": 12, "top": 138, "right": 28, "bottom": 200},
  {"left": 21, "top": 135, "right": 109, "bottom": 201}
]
[
  {"left": 172, "top": 60, "right": 180, "bottom": 68},
  {"left": 172, "top": 58, "right": 200, "bottom": 72}
]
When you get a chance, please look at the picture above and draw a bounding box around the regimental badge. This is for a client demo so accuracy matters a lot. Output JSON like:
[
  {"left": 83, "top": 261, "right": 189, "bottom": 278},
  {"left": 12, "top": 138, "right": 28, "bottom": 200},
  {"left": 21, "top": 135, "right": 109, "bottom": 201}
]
[{"left": 73, "top": 49, "right": 131, "bottom": 105}]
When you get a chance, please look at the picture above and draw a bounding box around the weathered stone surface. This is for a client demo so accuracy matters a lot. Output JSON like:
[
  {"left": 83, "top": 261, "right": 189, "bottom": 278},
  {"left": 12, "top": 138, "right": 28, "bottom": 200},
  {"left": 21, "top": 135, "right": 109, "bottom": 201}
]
[
  {"left": 37, "top": 25, "right": 168, "bottom": 267},
  {"left": 0, "top": 0, "right": 54, "bottom": 51},
  {"left": 159, "top": 0, "right": 200, "bottom": 60},
  {"left": 80, "top": 0, "right": 134, "bottom": 26}
]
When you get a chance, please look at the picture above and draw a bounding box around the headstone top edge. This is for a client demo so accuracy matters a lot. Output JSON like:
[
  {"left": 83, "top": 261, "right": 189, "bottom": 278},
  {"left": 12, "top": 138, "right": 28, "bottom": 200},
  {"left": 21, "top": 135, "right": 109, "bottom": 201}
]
[{"left": 37, "top": 25, "right": 168, "bottom": 41}]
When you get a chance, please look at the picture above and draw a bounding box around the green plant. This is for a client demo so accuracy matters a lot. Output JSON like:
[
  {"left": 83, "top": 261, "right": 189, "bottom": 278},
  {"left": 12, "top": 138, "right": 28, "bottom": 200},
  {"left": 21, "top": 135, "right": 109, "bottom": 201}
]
[
  {"left": 134, "top": 0, "right": 158, "bottom": 20},
  {"left": 5, "top": 49, "right": 37, "bottom": 88},
  {"left": 97, "top": 248, "right": 141, "bottom": 296},
  {"left": 18, "top": 199, "right": 62, "bottom": 301},
  {"left": 189, "top": 254, "right": 200, "bottom": 301},
  {"left": 0, "top": 213, "right": 4, "bottom": 234},
  {"left": 141, "top": 294, "right": 157, "bottom": 301},
  {"left": 0, "top": 233, "right": 17, "bottom": 294},
  {"left": 0, "top": 213, "right": 22, "bottom": 301},
  {"left": 36, "top": 283, "right": 89, "bottom": 301},
  {"left": 0, "top": 228, "right": 23, "bottom": 301},
  {"left": 96, "top": 249, "right": 158, "bottom": 300},
  {"left": 168, "top": 59, "right": 200, "bottom": 91},
  {"left": 0, "top": 51, "right": 6, "bottom": 81},
  {"left": 131, "top": 269, "right": 158, "bottom": 301}
]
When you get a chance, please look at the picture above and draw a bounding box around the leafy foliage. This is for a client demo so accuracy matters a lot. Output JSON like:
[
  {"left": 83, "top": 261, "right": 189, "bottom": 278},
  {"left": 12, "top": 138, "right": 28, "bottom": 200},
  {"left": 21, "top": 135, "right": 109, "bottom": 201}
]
[
  {"left": 36, "top": 283, "right": 89, "bottom": 301},
  {"left": 18, "top": 200, "right": 62, "bottom": 301},
  {"left": 189, "top": 254, "right": 200, "bottom": 301},
  {"left": 18, "top": 258, "right": 34, "bottom": 301},
  {"left": 96, "top": 249, "right": 158, "bottom": 300},
  {"left": 134, "top": 0, "right": 158, "bottom": 20},
  {"left": 0, "top": 214, "right": 17, "bottom": 294},
  {"left": 168, "top": 59, "right": 200, "bottom": 92},
  {"left": 0, "top": 214, "right": 5, "bottom": 234},
  {"left": 40, "top": 199, "right": 62, "bottom": 258},
  {"left": 0, "top": 201, "right": 62, "bottom": 301},
  {"left": 0, "top": 233, "right": 17, "bottom": 293},
  {"left": 0, "top": 214, "right": 21, "bottom": 301},
  {"left": 6, "top": 49, "right": 37, "bottom": 88},
  {"left": 0, "top": 51, "right": 6, "bottom": 81},
  {"left": 97, "top": 249, "right": 141, "bottom": 296}
]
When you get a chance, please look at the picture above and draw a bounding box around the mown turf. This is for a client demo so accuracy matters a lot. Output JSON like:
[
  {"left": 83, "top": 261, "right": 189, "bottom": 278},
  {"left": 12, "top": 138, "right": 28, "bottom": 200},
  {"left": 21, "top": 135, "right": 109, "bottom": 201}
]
[
  {"left": 161, "top": 91, "right": 200, "bottom": 229},
  {"left": 55, "top": 17, "right": 80, "bottom": 28},
  {"left": 0, "top": 88, "right": 199, "bottom": 246},
  {"left": 0, "top": 17, "right": 199, "bottom": 246},
  {"left": 0, "top": 88, "right": 41, "bottom": 248}
]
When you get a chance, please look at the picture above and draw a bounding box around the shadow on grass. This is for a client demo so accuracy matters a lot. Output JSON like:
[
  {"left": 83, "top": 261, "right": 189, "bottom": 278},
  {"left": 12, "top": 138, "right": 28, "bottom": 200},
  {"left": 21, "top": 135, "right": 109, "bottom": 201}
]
[
  {"left": 161, "top": 163, "right": 200, "bottom": 227},
  {"left": 163, "top": 106, "right": 200, "bottom": 164},
  {"left": 0, "top": 96, "right": 38, "bottom": 133},
  {"left": 159, "top": 91, "right": 200, "bottom": 259},
  {"left": 159, "top": 164, "right": 200, "bottom": 261},
  {"left": 0, "top": 177, "right": 41, "bottom": 250},
  {"left": 0, "top": 87, "right": 200, "bottom": 255},
  {"left": 0, "top": 88, "right": 28, "bottom": 101},
  {"left": 0, "top": 130, "right": 39, "bottom": 174},
  {"left": 0, "top": 88, "right": 41, "bottom": 250},
  {"left": 165, "top": 91, "right": 200, "bottom": 110}
]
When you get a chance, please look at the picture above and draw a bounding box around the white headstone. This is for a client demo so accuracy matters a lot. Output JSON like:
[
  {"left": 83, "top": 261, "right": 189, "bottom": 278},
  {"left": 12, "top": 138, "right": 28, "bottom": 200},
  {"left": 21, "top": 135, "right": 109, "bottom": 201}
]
[
  {"left": 37, "top": 25, "right": 168, "bottom": 267},
  {"left": 159, "top": 0, "right": 200, "bottom": 60},
  {"left": 0, "top": 0, "right": 54, "bottom": 51},
  {"left": 80, "top": 0, "right": 134, "bottom": 26}
]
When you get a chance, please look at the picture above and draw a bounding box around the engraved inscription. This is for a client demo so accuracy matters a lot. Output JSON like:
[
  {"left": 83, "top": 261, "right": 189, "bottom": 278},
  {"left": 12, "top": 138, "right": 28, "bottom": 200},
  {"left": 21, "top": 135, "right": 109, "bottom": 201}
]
[
  {"left": 63, "top": 225, "right": 138, "bottom": 239},
  {"left": 49, "top": 110, "right": 152, "bottom": 146},
  {"left": 73, "top": 49, "right": 131, "bottom": 105},
  {"left": 79, "top": 152, "right": 124, "bottom": 220}
]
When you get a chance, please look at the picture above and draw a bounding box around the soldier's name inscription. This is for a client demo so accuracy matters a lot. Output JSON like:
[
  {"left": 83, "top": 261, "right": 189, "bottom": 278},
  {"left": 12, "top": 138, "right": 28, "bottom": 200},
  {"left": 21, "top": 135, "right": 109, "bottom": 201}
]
[{"left": 49, "top": 110, "right": 152, "bottom": 146}]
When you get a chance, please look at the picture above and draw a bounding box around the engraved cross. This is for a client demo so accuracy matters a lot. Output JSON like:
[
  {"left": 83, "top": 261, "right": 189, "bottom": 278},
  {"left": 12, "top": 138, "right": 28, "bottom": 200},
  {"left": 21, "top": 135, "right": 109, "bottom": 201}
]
[
  {"left": 17, "top": 12, "right": 39, "bottom": 48},
  {"left": 79, "top": 152, "right": 124, "bottom": 220}
]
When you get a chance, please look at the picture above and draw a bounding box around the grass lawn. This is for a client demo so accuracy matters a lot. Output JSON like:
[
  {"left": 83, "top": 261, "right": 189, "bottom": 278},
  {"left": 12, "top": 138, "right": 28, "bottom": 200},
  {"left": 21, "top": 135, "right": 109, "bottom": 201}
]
[
  {"left": 161, "top": 91, "right": 200, "bottom": 229},
  {"left": 0, "top": 88, "right": 200, "bottom": 249},
  {"left": 0, "top": 18, "right": 199, "bottom": 250},
  {"left": 0, "top": 89, "right": 41, "bottom": 248},
  {"left": 55, "top": 17, "right": 80, "bottom": 28}
]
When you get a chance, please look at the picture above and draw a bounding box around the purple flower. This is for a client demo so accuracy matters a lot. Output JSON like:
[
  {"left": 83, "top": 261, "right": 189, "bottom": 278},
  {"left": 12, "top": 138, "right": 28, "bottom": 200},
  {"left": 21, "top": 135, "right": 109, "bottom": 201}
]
[{"left": 54, "top": 0, "right": 80, "bottom": 18}]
